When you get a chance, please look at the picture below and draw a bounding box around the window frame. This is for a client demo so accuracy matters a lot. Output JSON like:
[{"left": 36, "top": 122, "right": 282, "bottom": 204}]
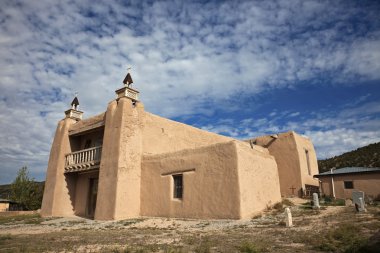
[
  {"left": 305, "top": 149, "right": 311, "bottom": 175},
  {"left": 344, "top": 181, "right": 354, "bottom": 189},
  {"left": 172, "top": 174, "right": 183, "bottom": 199}
]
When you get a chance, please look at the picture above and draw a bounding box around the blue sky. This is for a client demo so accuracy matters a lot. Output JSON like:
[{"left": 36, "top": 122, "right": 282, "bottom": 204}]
[{"left": 0, "top": 0, "right": 380, "bottom": 184}]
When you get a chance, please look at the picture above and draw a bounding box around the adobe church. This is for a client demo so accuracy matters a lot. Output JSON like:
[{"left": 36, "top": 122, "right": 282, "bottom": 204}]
[{"left": 41, "top": 71, "right": 319, "bottom": 220}]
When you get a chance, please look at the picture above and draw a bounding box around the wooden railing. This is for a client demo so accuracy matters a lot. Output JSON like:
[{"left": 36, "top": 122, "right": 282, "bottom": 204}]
[{"left": 65, "top": 146, "right": 102, "bottom": 168}]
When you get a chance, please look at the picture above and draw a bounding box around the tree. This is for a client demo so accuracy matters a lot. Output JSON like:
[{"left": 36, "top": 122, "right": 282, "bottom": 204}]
[{"left": 10, "top": 167, "right": 43, "bottom": 210}]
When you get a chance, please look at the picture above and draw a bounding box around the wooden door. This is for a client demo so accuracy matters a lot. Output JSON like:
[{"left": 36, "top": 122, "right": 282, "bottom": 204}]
[{"left": 87, "top": 178, "right": 98, "bottom": 218}]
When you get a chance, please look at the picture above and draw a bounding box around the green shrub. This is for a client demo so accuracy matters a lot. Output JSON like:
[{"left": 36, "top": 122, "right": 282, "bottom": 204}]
[
  {"left": 238, "top": 241, "right": 268, "bottom": 253},
  {"left": 10, "top": 167, "right": 44, "bottom": 210},
  {"left": 321, "top": 197, "right": 345, "bottom": 206},
  {"left": 335, "top": 199, "right": 345, "bottom": 206},
  {"left": 273, "top": 202, "right": 283, "bottom": 210},
  {"left": 282, "top": 199, "right": 294, "bottom": 206},
  {"left": 238, "top": 242, "right": 261, "bottom": 253}
]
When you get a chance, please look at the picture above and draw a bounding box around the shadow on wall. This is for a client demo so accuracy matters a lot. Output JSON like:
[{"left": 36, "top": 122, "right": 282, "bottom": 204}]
[{"left": 65, "top": 173, "right": 77, "bottom": 215}]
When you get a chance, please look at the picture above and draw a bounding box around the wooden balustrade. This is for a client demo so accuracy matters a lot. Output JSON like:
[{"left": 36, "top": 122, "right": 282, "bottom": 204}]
[{"left": 65, "top": 146, "right": 102, "bottom": 168}]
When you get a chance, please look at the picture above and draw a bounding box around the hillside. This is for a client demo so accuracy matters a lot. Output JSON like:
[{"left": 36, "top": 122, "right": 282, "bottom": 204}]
[{"left": 318, "top": 142, "right": 380, "bottom": 173}]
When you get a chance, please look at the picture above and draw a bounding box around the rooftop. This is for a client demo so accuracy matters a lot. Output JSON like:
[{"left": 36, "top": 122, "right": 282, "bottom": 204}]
[
  {"left": 314, "top": 167, "right": 380, "bottom": 177},
  {"left": 0, "top": 198, "right": 17, "bottom": 203}
]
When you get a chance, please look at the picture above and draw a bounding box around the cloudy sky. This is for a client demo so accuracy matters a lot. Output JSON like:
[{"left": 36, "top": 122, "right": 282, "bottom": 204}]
[{"left": 1, "top": 0, "right": 380, "bottom": 184}]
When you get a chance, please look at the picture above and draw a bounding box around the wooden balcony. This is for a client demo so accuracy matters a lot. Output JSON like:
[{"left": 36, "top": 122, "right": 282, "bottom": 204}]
[{"left": 64, "top": 146, "right": 102, "bottom": 173}]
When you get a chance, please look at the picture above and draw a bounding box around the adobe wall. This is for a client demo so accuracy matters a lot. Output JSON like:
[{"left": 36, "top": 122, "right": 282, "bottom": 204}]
[
  {"left": 252, "top": 131, "right": 319, "bottom": 197},
  {"left": 253, "top": 132, "right": 303, "bottom": 197},
  {"left": 95, "top": 98, "right": 144, "bottom": 220},
  {"left": 74, "top": 170, "right": 99, "bottom": 217},
  {"left": 292, "top": 133, "right": 319, "bottom": 187},
  {"left": 142, "top": 112, "right": 233, "bottom": 155},
  {"left": 319, "top": 173, "right": 380, "bottom": 200},
  {"left": 0, "top": 203, "right": 9, "bottom": 212},
  {"left": 320, "top": 177, "right": 333, "bottom": 197},
  {"left": 41, "top": 118, "right": 77, "bottom": 217},
  {"left": 235, "top": 142, "right": 281, "bottom": 218},
  {"left": 140, "top": 141, "right": 241, "bottom": 219}
]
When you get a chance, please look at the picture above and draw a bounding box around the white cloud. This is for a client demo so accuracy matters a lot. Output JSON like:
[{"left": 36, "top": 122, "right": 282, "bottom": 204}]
[
  {"left": 305, "top": 129, "right": 380, "bottom": 159},
  {"left": 0, "top": 0, "right": 380, "bottom": 182},
  {"left": 201, "top": 99, "right": 380, "bottom": 160}
]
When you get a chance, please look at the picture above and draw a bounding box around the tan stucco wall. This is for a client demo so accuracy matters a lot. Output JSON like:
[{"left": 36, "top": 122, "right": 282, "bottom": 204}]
[
  {"left": 74, "top": 171, "right": 99, "bottom": 217},
  {"left": 236, "top": 142, "right": 282, "bottom": 218},
  {"left": 41, "top": 118, "right": 77, "bottom": 217},
  {"left": 252, "top": 132, "right": 302, "bottom": 197},
  {"left": 293, "top": 133, "right": 319, "bottom": 188},
  {"left": 0, "top": 203, "right": 9, "bottom": 212},
  {"left": 141, "top": 141, "right": 241, "bottom": 219},
  {"left": 142, "top": 112, "right": 233, "bottom": 155},
  {"left": 95, "top": 98, "right": 144, "bottom": 220},
  {"left": 319, "top": 173, "right": 380, "bottom": 200},
  {"left": 320, "top": 178, "right": 333, "bottom": 197},
  {"left": 251, "top": 131, "right": 318, "bottom": 197}
]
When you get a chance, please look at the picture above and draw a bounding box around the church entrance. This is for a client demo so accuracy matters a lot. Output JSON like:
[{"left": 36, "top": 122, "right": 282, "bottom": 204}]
[{"left": 87, "top": 178, "right": 98, "bottom": 218}]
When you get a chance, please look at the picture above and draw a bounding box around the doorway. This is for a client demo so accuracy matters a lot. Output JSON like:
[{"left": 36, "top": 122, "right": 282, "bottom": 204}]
[{"left": 87, "top": 178, "right": 98, "bottom": 218}]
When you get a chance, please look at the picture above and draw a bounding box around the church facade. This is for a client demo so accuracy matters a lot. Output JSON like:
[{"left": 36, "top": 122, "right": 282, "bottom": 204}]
[{"left": 41, "top": 75, "right": 319, "bottom": 220}]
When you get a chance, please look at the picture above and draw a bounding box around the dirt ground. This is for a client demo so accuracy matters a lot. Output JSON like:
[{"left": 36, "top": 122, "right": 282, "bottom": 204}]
[{"left": 0, "top": 198, "right": 379, "bottom": 253}]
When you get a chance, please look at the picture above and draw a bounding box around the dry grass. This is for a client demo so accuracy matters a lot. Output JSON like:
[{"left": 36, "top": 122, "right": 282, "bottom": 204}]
[
  {"left": 0, "top": 205, "right": 379, "bottom": 252},
  {"left": 0, "top": 214, "right": 43, "bottom": 225}
]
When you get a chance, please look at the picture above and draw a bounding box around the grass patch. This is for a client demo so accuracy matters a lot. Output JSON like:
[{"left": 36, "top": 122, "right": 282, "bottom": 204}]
[
  {"left": 194, "top": 238, "right": 211, "bottom": 253},
  {"left": 321, "top": 197, "right": 345, "bottom": 206},
  {"left": 272, "top": 202, "right": 283, "bottom": 211},
  {"left": 292, "top": 207, "right": 320, "bottom": 217},
  {"left": 281, "top": 199, "right": 294, "bottom": 207},
  {"left": 119, "top": 218, "right": 145, "bottom": 227},
  {"left": 0, "top": 205, "right": 379, "bottom": 253},
  {"left": 295, "top": 223, "right": 371, "bottom": 252},
  {"left": 270, "top": 199, "right": 295, "bottom": 214},
  {"left": 0, "top": 234, "right": 12, "bottom": 245},
  {"left": 0, "top": 214, "right": 42, "bottom": 225},
  {"left": 317, "top": 224, "right": 368, "bottom": 252},
  {"left": 251, "top": 213, "right": 262, "bottom": 220},
  {"left": 238, "top": 241, "right": 265, "bottom": 253}
]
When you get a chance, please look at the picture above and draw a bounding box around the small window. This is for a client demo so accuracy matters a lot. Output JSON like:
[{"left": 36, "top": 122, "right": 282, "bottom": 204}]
[
  {"left": 305, "top": 149, "right": 311, "bottom": 175},
  {"left": 344, "top": 181, "right": 354, "bottom": 189},
  {"left": 173, "top": 174, "right": 183, "bottom": 199}
]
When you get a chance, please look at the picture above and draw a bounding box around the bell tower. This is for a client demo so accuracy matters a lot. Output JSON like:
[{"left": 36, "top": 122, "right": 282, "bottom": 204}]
[
  {"left": 64, "top": 94, "right": 83, "bottom": 121},
  {"left": 41, "top": 94, "right": 83, "bottom": 217},
  {"left": 115, "top": 67, "right": 140, "bottom": 103},
  {"left": 95, "top": 67, "right": 145, "bottom": 220}
]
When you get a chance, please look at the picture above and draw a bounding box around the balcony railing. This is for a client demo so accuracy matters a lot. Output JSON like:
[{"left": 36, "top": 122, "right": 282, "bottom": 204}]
[{"left": 64, "top": 146, "right": 102, "bottom": 173}]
